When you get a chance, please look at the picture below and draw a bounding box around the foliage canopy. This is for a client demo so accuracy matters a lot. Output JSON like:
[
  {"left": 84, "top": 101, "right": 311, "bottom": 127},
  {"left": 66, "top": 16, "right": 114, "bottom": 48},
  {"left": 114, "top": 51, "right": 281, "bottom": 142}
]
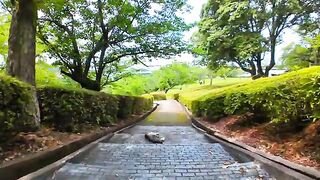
[
  {"left": 194, "top": 0, "right": 319, "bottom": 78},
  {"left": 38, "top": 0, "right": 191, "bottom": 91}
]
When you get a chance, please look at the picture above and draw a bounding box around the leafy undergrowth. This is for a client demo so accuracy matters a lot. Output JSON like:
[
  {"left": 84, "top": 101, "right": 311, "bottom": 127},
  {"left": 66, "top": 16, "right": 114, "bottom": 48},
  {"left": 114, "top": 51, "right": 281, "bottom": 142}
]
[
  {"left": 0, "top": 125, "right": 106, "bottom": 164},
  {"left": 200, "top": 116, "right": 320, "bottom": 170}
]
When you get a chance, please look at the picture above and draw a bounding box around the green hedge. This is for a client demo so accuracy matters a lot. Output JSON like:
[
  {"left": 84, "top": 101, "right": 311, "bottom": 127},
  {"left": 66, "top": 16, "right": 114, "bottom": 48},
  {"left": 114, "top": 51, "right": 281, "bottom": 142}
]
[
  {"left": 134, "top": 95, "right": 154, "bottom": 114},
  {"left": 0, "top": 75, "right": 154, "bottom": 134},
  {"left": 117, "top": 95, "right": 135, "bottom": 118},
  {"left": 37, "top": 87, "right": 154, "bottom": 132},
  {"left": 38, "top": 86, "right": 119, "bottom": 132},
  {"left": 116, "top": 94, "right": 154, "bottom": 118},
  {"left": 150, "top": 92, "right": 167, "bottom": 100},
  {"left": 173, "top": 93, "right": 179, "bottom": 100},
  {"left": 0, "top": 73, "right": 39, "bottom": 133},
  {"left": 184, "top": 67, "right": 320, "bottom": 123}
]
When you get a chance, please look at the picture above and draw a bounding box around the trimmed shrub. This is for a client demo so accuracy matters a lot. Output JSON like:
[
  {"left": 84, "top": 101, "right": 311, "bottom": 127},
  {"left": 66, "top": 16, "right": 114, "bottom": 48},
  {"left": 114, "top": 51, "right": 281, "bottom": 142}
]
[
  {"left": 188, "top": 67, "right": 320, "bottom": 123},
  {"left": 38, "top": 87, "right": 154, "bottom": 132},
  {"left": 117, "top": 95, "right": 154, "bottom": 118},
  {"left": 0, "top": 73, "right": 39, "bottom": 133},
  {"left": 173, "top": 93, "right": 179, "bottom": 101},
  {"left": 133, "top": 95, "right": 154, "bottom": 114},
  {"left": 0, "top": 75, "right": 154, "bottom": 134},
  {"left": 150, "top": 92, "right": 166, "bottom": 100},
  {"left": 117, "top": 95, "right": 135, "bottom": 118},
  {"left": 38, "top": 86, "right": 118, "bottom": 132}
]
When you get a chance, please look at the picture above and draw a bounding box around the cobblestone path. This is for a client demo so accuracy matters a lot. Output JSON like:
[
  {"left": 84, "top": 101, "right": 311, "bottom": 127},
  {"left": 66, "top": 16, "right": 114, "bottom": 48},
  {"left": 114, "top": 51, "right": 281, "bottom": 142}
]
[{"left": 46, "top": 100, "right": 271, "bottom": 180}]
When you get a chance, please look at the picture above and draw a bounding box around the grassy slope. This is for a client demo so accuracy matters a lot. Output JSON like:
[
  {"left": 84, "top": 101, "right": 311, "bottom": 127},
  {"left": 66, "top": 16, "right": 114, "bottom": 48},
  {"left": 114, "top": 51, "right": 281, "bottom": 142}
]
[
  {"left": 197, "top": 67, "right": 320, "bottom": 100},
  {"left": 177, "top": 67, "right": 320, "bottom": 123},
  {"left": 167, "top": 78, "right": 251, "bottom": 109},
  {"left": 190, "top": 67, "right": 320, "bottom": 169}
]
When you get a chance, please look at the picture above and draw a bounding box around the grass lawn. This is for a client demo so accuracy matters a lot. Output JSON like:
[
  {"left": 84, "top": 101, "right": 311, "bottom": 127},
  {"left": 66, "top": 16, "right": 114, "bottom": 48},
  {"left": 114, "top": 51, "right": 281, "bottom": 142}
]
[{"left": 166, "top": 78, "right": 251, "bottom": 101}]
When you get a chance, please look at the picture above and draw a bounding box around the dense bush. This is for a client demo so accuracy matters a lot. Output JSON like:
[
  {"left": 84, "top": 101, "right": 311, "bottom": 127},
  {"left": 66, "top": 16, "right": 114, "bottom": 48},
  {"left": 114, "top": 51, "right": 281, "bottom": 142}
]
[
  {"left": 182, "top": 67, "right": 320, "bottom": 123},
  {"left": 38, "top": 86, "right": 119, "bottom": 132},
  {"left": 150, "top": 92, "right": 167, "bottom": 100},
  {"left": 0, "top": 74, "right": 154, "bottom": 134},
  {"left": 117, "top": 94, "right": 153, "bottom": 118},
  {"left": 133, "top": 95, "right": 154, "bottom": 114},
  {"left": 38, "top": 86, "right": 154, "bottom": 132},
  {"left": 117, "top": 95, "right": 135, "bottom": 118},
  {"left": 0, "top": 73, "right": 39, "bottom": 133},
  {"left": 173, "top": 93, "right": 179, "bottom": 100}
]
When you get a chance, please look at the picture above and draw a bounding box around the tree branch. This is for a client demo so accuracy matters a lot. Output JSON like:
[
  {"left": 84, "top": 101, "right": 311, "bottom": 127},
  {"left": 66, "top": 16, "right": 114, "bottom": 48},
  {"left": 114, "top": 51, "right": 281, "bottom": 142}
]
[
  {"left": 234, "top": 59, "right": 253, "bottom": 74},
  {"left": 40, "top": 17, "right": 82, "bottom": 65},
  {"left": 37, "top": 30, "right": 74, "bottom": 73}
]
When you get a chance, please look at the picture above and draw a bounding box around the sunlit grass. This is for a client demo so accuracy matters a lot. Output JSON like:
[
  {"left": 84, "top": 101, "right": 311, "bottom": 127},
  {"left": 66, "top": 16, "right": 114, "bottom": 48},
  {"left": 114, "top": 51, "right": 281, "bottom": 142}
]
[
  {"left": 176, "top": 66, "right": 320, "bottom": 114},
  {"left": 166, "top": 78, "right": 251, "bottom": 100}
]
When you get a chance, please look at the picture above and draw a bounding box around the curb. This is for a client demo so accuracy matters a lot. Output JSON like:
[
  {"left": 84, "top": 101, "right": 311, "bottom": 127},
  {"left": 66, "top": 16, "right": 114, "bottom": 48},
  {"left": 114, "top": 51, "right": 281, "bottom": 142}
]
[
  {"left": 0, "top": 104, "right": 158, "bottom": 180},
  {"left": 179, "top": 102, "right": 319, "bottom": 180}
]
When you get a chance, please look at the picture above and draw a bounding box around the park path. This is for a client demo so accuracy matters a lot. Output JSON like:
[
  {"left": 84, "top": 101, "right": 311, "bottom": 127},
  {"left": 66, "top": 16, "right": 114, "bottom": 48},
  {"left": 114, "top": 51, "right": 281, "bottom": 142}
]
[{"left": 44, "top": 100, "right": 271, "bottom": 180}]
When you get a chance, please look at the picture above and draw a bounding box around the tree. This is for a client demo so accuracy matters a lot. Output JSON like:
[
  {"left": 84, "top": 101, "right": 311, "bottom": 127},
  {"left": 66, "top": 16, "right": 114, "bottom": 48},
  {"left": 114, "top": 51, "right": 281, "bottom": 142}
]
[
  {"left": 195, "top": 0, "right": 269, "bottom": 78},
  {"left": 108, "top": 75, "right": 155, "bottom": 96},
  {"left": 0, "top": 11, "right": 47, "bottom": 70},
  {"left": 281, "top": 34, "right": 320, "bottom": 70},
  {"left": 0, "top": 13, "right": 10, "bottom": 69},
  {"left": 195, "top": 0, "right": 318, "bottom": 78},
  {"left": 280, "top": 43, "right": 310, "bottom": 70},
  {"left": 153, "top": 63, "right": 199, "bottom": 93},
  {"left": 264, "top": 0, "right": 317, "bottom": 75},
  {"left": 6, "top": 0, "right": 40, "bottom": 129},
  {"left": 38, "top": 0, "right": 190, "bottom": 91},
  {"left": 108, "top": 62, "right": 204, "bottom": 95},
  {"left": 215, "top": 66, "right": 240, "bottom": 79},
  {"left": 309, "top": 34, "right": 320, "bottom": 65},
  {"left": 7, "top": 0, "right": 37, "bottom": 85}
]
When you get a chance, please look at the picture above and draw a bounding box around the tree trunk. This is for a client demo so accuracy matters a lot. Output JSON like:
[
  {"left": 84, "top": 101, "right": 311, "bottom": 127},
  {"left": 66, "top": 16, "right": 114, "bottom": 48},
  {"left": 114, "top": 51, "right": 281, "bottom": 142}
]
[
  {"left": 248, "top": 60, "right": 257, "bottom": 77},
  {"left": 315, "top": 47, "right": 320, "bottom": 65},
  {"left": 8, "top": 0, "right": 37, "bottom": 85},
  {"left": 256, "top": 55, "right": 264, "bottom": 76},
  {"left": 80, "top": 80, "right": 101, "bottom": 91},
  {"left": 62, "top": 68, "right": 102, "bottom": 91},
  {"left": 253, "top": 57, "right": 265, "bottom": 79},
  {"left": 265, "top": 37, "right": 276, "bottom": 76},
  {"left": 235, "top": 60, "right": 257, "bottom": 78},
  {"left": 7, "top": 0, "right": 40, "bottom": 130},
  {"left": 77, "top": 76, "right": 101, "bottom": 91}
]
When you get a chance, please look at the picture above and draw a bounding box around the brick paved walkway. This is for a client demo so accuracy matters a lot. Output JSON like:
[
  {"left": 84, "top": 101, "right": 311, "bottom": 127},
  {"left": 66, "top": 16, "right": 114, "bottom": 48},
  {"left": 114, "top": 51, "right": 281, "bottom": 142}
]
[{"left": 44, "top": 100, "right": 272, "bottom": 180}]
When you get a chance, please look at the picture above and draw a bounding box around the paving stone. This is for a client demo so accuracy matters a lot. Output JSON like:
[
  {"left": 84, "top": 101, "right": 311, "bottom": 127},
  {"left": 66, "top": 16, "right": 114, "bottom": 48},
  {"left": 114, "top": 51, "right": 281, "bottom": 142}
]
[
  {"left": 43, "top": 101, "right": 272, "bottom": 180},
  {"left": 49, "top": 143, "right": 271, "bottom": 179}
]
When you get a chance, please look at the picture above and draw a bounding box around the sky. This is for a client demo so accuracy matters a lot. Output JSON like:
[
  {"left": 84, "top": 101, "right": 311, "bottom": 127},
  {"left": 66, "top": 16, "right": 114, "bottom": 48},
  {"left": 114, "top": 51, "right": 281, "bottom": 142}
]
[{"left": 140, "top": 0, "right": 302, "bottom": 69}]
